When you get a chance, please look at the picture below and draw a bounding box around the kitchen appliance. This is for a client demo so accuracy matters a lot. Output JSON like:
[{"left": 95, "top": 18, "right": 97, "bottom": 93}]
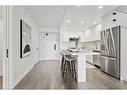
[
  {"left": 69, "top": 37, "right": 79, "bottom": 42},
  {"left": 100, "top": 26, "right": 120, "bottom": 79},
  {"left": 69, "top": 37, "right": 80, "bottom": 49}
]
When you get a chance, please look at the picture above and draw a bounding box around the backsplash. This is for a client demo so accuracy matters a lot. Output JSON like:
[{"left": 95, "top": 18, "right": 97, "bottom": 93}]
[
  {"left": 79, "top": 40, "right": 101, "bottom": 50},
  {"left": 61, "top": 40, "right": 101, "bottom": 51}
]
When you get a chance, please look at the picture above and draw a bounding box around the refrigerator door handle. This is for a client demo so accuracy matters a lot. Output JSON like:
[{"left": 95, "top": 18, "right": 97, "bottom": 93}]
[{"left": 101, "top": 56, "right": 116, "bottom": 60}]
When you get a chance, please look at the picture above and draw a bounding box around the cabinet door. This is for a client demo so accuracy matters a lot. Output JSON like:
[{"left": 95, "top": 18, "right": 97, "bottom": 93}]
[
  {"left": 61, "top": 33, "right": 69, "bottom": 42},
  {"left": 84, "top": 24, "right": 101, "bottom": 42},
  {"left": 93, "top": 55, "right": 100, "bottom": 67},
  {"left": 86, "top": 55, "right": 93, "bottom": 64}
]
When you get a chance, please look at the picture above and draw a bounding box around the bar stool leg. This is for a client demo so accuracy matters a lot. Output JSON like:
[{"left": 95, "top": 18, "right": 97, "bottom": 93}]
[
  {"left": 63, "top": 60, "right": 69, "bottom": 80},
  {"left": 63, "top": 60, "right": 66, "bottom": 78},
  {"left": 61, "top": 56, "right": 64, "bottom": 71},
  {"left": 72, "top": 61, "right": 77, "bottom": 81}
]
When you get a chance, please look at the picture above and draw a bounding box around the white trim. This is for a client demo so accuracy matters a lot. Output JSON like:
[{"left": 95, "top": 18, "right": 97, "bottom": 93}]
[{"left": 2, "top": 6, "right": 9, "bottom": 89}]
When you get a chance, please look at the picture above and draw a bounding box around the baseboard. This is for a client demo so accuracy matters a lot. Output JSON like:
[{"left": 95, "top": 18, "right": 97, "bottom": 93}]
[{"left": 14, "top": 62, "right": 38, "bottom": 88}]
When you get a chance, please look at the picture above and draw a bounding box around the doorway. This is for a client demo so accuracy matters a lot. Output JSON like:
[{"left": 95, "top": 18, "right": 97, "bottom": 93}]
[{"left": 39, "top": 32, "right": 60, "bottom": 60}]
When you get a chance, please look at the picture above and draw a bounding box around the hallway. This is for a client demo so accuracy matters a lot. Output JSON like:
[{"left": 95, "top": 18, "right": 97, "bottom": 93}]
[{"left": 15, "top": 60, "right": 127, "bottom": 89}]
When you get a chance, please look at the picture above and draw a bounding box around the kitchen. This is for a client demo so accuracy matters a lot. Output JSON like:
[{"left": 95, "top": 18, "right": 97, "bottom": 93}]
[
  {"left": 7, "top": 5, "right": 127, "bottom": 89},
  {"left": 60, "top": 6, "right": 127, "bottom": 85}
]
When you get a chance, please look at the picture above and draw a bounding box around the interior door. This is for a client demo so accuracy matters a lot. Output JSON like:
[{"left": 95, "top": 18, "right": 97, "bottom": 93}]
[{"left": 39, "top": 32, "right": 59, "bottom": 60}]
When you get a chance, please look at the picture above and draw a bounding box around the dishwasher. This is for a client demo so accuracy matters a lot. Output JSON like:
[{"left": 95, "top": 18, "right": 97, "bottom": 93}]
[{"left": 93, "top": 50, "right": 101, "bottom": 68}]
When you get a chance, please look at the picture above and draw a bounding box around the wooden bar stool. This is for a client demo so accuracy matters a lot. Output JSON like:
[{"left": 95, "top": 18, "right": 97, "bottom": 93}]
[
  {"left": 61, "top": 53, "right": 65, "bottom": 71},
  {"left": 63, "top": 55, "right": 77, "bottom": 81},
  {"left": 62, "top": 55, "right": 71, "bottom": 80}
]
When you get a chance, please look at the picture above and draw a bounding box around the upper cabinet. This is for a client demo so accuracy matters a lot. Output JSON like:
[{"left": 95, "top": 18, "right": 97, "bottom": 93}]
[
  {"left": 83, "top": 24, "right": 101, "bottom": 42},
  {"left": 60, "top": 31, "right": 84, "bottom": 42}
]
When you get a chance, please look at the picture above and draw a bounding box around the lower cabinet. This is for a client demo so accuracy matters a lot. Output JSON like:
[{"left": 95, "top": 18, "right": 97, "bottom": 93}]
[
  {"left": 93, "top": 54, "right": 101, "bottom": 67},
  {"left": 86, "top": 55, "right": 93, "bottom": 65}
]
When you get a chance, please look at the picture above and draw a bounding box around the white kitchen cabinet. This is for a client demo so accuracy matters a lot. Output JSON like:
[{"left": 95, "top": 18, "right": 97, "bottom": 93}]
[
  {"left": 60, "top": 31, "right": 84, "bottom": 42},
  {"left": 86, "top": 55, "right": 93, "bottom": 64},
  {"left": 60, "top": 33, "right": 69, "bottom": 42},
  {"left": 84, "top": 24, "right": 101, "bottom": 42}
]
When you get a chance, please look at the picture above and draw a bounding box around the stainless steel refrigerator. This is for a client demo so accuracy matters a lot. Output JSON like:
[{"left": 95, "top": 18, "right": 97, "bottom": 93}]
[{"left": 100, "top": 26, "right": 120, "bottom": 79}]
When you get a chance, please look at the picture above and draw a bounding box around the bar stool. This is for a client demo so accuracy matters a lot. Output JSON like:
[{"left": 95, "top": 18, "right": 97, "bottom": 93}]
[
  {"left": 69, "top": 57, "right": 77, "bottom": 81},
  {"left": 61, "top": 53, "right": 65, "bottom": 71},
  {"left": 62, "top": 55, "right": 71, "bottom": 80},
  {"left": 63, "top": 55, "right": 77, "bottom": 81}
]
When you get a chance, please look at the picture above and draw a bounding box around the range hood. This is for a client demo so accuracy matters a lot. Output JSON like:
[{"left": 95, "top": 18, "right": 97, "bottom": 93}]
[{"left": 69, "top": 37, "right": 79, "bottom": 42}]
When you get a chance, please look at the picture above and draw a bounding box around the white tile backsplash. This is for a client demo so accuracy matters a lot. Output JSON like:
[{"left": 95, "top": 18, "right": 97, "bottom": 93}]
[
  {"left": 79, "top": 40, "right": 100, "bottom": 51},
  {"left": 61, "top": 40, "right": 100, "bottom": 51}
]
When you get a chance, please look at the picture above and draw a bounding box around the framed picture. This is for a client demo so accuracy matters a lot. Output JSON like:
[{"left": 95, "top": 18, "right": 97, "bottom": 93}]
[{"left": 20, "top": 19, "right": 32, "bottom": 58}]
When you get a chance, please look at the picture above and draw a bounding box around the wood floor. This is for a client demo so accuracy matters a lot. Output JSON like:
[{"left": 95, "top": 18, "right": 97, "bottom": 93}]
[
  {"left": 15, "top": 60, "right": 127, "bottom": 89},
  {"left": 0, "top": 77, "right": 2, "bottom": 89}
]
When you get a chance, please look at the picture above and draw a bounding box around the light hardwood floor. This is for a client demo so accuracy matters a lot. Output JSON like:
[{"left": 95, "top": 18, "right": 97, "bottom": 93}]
[{"left": 15, "top": 60, "right": 127, "bottom": 89}]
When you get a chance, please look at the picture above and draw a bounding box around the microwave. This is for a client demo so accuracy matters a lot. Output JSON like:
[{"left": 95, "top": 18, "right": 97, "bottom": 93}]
[{"left": 69, "top": 37, "right": 79, "bottom": 42}]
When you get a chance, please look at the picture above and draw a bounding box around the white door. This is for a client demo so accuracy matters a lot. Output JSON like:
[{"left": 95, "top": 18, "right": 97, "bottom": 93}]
[{"left": 39, "top": 32, "right": 59, "bottom": 60}]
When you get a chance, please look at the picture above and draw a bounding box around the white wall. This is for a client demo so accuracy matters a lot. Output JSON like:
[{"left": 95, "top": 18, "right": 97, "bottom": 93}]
[
  {"left": 121, "top": 27, "right": 127, "bottom": 81},
  {"left": 39, "top": 28, "right": 59, "bottom": 33},
  {"left": 0, "top": 18, "right": 3, "bottom": 76},
  {"left": 39, "top": 28, "right": 60, "bottom": 60},
  {"left": 39, "top": 32, "right": 60, "bottom": 60},
  {"left": 10, "top": 6, "right": 39, "bottom": 88}
]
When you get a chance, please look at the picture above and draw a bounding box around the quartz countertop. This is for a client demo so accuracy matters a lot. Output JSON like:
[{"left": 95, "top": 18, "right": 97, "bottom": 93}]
[{"left": 62, "top": 49, "right": 100, "bottom": 55}]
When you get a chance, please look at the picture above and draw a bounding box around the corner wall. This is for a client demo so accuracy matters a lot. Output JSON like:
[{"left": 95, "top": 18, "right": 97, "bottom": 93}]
[{"left": 9, "top": 6, "right": 39, "bottom": 88}]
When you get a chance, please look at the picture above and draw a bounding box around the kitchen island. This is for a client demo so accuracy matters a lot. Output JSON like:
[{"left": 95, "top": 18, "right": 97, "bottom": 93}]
[{"left": 62, "top": 49, "right": 99, "bottom": 83}]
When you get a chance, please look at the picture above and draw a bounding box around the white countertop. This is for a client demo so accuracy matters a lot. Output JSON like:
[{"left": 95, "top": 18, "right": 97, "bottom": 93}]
[
  {"left": 62, "top": 49, "right": 99, "bottom": 55},
  {"left": 62, "top": 49, "right": 99, "bottom": 82}
]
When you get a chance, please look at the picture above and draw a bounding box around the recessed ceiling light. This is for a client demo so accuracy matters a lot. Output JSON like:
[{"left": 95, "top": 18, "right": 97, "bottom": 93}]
[
  {"left": 67, "top": 19, "right": 71, "bottom": 23},
  {"left": 94, "top": 22, "right": 97, "bottom": 24},
  {"left": 98, "top": 6, "right": 103, "bottom": 9},
  {"left": 81, "top": 21, "right": 84, "bottom": 24}
]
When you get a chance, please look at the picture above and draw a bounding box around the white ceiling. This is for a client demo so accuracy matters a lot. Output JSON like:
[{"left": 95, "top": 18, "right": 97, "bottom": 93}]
[
  {"left": 23, "top": 6, "right": 119, "bottom": 31},
  {"left": 61, "top": 6, "right": 119, "bottom": 32},
  {"left": 23, "top": 6, "right": 67, "bottom": 28}
]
